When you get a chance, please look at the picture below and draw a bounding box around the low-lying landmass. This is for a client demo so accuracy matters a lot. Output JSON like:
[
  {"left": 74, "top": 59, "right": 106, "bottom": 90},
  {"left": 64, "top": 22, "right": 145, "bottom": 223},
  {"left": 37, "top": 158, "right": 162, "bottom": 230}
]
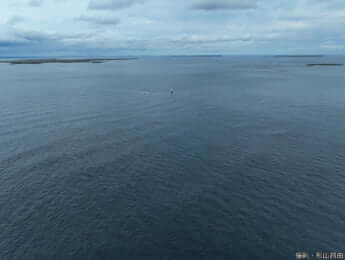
[
  {"left": 0, "top": 58, "right": 137, "bottom": 65},
  {"left": 275, "top": 55, "right": 324, "bottom": 58},
  {"left": 170, "top": 55, "right": 223, "bottom": 58},
  {"left": 306, "top": 63, "right": 344, "bottom": 66}
]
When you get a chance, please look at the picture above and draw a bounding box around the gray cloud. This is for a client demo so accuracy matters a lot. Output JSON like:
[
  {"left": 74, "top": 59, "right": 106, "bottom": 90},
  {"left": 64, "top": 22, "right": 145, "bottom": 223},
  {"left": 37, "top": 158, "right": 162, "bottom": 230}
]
[
  {"left": 13, "top": 30, "right": 96, "bottom": 44},
  {"left": 75, "top": 15, "right": 120, "bottom": 25},
  {"left": 28, "top": 0, "right": 44, "bottom": 7},
  {"left": 169, "top": 35, "right": 252, "bottom": 46},
  {"left": 190, "top": 0, "right": 258, "bottom": 10},
  {"left": 0, "top": 40, "right": 28, "bottom": 47},
  {"left": 88, "top": 0, "right": 144, "bottom": 10},
  {"left": 6, "top": 16, "right": 25, "bottom": 25},
  {"left": 14, "top": 31, "right": 50, "bottom": 43},
  {"left": 0, "top": 30, "right": 97, "bottom": 56}
]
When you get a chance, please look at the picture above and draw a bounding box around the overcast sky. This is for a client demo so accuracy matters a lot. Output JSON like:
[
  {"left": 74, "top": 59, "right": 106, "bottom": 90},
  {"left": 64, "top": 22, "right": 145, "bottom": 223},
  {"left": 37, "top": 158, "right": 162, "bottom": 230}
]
[{"left": 0, "top": 0, "right": 345, "bottom": 56}]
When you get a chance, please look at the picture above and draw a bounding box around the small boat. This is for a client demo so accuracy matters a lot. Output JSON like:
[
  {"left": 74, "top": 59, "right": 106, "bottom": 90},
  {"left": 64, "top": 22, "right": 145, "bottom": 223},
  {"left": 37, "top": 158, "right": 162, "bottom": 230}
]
[{"left": 170, "top": 88, "right": 174, "bottom": 94}]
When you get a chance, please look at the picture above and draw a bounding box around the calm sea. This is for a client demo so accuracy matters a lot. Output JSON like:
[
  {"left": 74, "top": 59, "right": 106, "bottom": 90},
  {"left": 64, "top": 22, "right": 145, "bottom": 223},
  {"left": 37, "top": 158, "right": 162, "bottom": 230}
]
[{"left": 0, "top": 56, "right": 345, "bottom": 260}]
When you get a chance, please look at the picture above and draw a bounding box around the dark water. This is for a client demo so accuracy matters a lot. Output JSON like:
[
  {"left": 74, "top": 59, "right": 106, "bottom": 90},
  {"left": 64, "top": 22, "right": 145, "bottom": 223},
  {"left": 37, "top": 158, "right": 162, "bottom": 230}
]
[{"left": 1, "top": 56, "right": 345, "bottom": 260}]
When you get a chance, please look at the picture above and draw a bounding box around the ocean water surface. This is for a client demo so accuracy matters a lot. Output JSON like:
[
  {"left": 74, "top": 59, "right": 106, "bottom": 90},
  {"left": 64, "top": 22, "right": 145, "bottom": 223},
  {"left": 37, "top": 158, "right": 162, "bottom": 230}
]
[{"left": 0, "top": 56, "right": 345, "bottom": 259}]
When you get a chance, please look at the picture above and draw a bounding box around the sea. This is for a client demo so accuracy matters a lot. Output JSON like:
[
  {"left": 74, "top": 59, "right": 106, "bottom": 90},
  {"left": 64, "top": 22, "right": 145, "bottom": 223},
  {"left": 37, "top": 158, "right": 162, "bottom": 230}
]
[{"left": 0, "top": 56, "right": 345, "bottom": 260}]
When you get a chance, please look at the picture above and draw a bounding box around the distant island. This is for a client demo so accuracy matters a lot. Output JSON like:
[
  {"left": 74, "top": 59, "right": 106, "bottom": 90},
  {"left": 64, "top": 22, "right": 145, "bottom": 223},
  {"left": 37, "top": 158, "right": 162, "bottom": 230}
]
[
  {"left": 306, "top": 63, "right": 344, "bottom": 66},
  {"left": 0, "top": 58, "right": 137, "bottom": 65},
  {"left": 170, "top": 55, "right": 223, "bottom": 58},
  {"left": 274, "top": 55, "right": 324, "bottom": 58}
]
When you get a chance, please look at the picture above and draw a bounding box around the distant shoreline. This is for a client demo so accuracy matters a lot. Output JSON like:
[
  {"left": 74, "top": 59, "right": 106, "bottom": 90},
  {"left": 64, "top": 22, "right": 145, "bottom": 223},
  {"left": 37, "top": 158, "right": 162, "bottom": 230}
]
[
  {"left": 306, "top": 63, "right": 344, "bottom": 66},
  {"left": 0, "top": 58, "right": 137, "bottom": 65},
  {"left": 274, "top": 55, "right": 324, "bottom": 58}
]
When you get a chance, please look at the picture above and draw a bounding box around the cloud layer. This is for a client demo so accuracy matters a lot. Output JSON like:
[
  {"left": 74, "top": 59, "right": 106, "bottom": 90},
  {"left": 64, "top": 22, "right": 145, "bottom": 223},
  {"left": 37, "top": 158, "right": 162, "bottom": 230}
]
[
  {"left": 88, "top": 0, "right": 144, "bottom": 10},
  {"left": 190, "top": 0, "right": 258, "bottom": 10},
  {"left": 75, "top": 15, "right": 120, "bottom": 26},
  {"left": 0, "top": 0, "right": 345, "bottom": 56}
]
